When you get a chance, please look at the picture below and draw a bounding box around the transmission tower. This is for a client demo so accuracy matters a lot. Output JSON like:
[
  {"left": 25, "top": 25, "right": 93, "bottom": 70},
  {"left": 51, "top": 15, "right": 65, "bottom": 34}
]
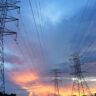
[
  {"left": 0, "top": 0, "right": 20, "bottom": 93},
  {"left": 71, "top": 54, "right": 92, "bottom": 96},
  {"left": 51, "top": 68, "right": 62, "bottom": 96}
]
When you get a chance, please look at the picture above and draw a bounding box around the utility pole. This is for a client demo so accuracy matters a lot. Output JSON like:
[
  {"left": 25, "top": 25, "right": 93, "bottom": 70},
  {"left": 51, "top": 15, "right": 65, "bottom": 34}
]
[
  {"left": 0, "top": 0, "right": 20, "bottom": 93},
  {"left": 71, "top": 54, "right": 92, "bottom": 96},
  {"left": 51, "top": 68, "right": 61, "bottom": 96}
]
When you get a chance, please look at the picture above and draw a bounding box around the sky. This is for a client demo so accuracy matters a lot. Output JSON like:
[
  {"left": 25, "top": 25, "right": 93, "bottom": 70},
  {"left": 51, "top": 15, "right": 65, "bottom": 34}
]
[{"left": 3, "top": 0, "right": 96, "bottom": 96}]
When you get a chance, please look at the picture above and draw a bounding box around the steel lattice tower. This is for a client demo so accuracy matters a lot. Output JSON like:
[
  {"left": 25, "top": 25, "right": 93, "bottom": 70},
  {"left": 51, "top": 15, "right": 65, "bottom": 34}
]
[
  {"left": 51, "top": 69, "right": 61, "bottom": 96},
  {"left": 71, "top": 54, "right": 92, "bottom": 96},
  {"left": 0, "top": 0, "right": 20, "bottom": 93}
]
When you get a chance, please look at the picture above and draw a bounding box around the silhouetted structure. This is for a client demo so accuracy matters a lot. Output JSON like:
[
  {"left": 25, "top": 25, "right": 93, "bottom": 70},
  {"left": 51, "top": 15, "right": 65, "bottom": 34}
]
[
  {"left": 94, "top": 93, "right": 96, "bottom": 96},
  {"left": 51, "top": 68, "right": 62, "bottom": 96},
  {"left": 71, "top": 54, "right": 92, "bottom": 96},
  {"left": 0, "top": 0, "right": 20, "bottom": 93},
  {"left": 0, "top": 92, "right": 16, "bottom": 96}
]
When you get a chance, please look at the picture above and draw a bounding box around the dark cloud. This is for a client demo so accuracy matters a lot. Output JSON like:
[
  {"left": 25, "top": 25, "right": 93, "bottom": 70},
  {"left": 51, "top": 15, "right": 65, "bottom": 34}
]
[
  {"left": 5, "top": 53, "right": 24, "bottom": 65},
  {"left": 68, "top": 1, "right": 96, "bottom": 53}
]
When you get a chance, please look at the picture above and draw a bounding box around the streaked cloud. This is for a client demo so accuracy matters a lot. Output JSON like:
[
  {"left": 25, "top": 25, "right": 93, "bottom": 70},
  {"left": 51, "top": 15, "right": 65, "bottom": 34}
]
[{"left": 3, "top": 0, "right": 96, "bottom": 95}]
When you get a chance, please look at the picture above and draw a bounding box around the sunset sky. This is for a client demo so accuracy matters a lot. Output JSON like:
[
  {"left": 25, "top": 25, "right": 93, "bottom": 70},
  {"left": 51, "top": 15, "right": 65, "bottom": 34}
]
[{"left": 3, "top": 0, "right": 96, "bottom": 96}]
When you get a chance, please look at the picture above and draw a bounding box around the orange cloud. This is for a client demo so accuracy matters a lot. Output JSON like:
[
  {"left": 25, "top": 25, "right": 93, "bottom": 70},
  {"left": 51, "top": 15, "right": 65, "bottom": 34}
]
[
  {"left": 9, "top": 70, "right": 96, "bottom": 96},
  {"left": 9, "top": 70, "right": 72, "bottom": 96},
  {"left": 23, "top": 83, "right": 71, "bottom": 96},
  {"left": 10, "top": 70, "right": 39, "bottom": 85},
  {"left": 28, "top": 84, "right": 72, "bottom": 96}
]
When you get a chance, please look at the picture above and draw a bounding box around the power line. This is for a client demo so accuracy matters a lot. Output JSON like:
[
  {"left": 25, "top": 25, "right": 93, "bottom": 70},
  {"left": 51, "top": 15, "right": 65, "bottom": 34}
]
[
  {"left": 28, "top": 0, "right": 43, "bottom": 52},
  {"left": 78, "top": 1, "right": 96, "bottom": 56},
  {"left": 34, "top": 0, "right": 48, "bottom": 57},
  {"left": 15, "top": 19, "right": 35, "bottom": 64},
  {"left": 15, "top": 12, "right": 46, "bottom": 69},
  {"left": 71, "top": 0, "right": 90, "bottom": 53}
]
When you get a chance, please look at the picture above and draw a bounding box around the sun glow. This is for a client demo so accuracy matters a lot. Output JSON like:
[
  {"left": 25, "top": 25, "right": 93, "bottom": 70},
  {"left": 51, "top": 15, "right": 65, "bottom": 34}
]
[
  {"left": 9, "top": 70, "right": 96, "bottom": 96},
  {"left": 10, "top": 70, "right": 39, "bottom": 85}
]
